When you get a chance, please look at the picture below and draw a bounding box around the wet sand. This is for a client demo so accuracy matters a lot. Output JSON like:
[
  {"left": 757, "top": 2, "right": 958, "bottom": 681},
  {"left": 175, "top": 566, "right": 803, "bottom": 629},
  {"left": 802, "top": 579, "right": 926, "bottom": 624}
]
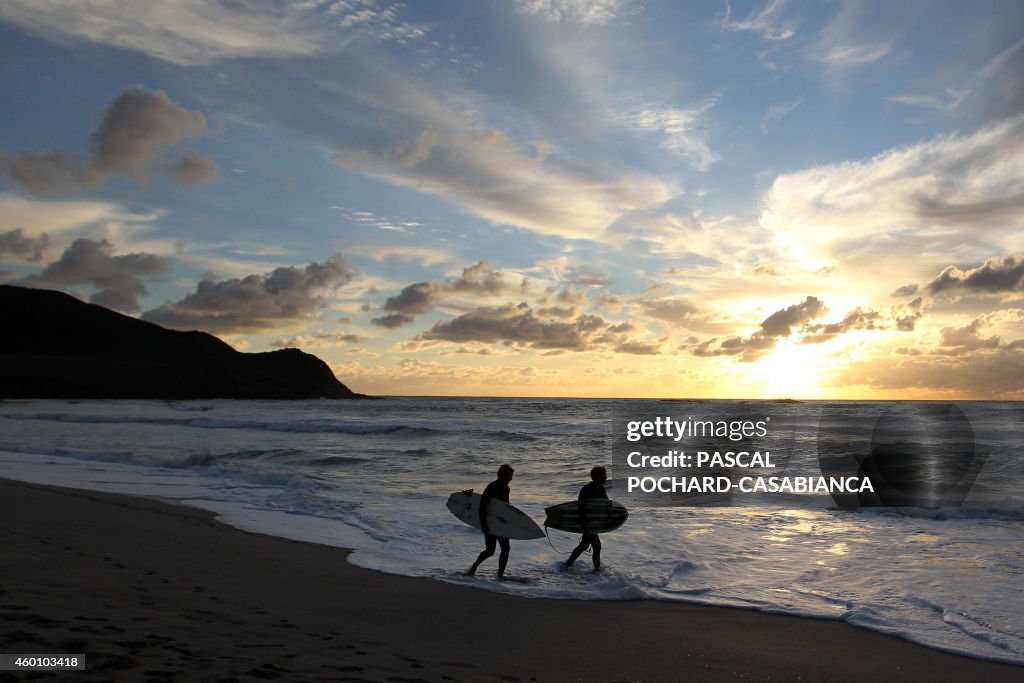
[{"left": 1, "top": 478, "right": 1020, "bottom": 682}]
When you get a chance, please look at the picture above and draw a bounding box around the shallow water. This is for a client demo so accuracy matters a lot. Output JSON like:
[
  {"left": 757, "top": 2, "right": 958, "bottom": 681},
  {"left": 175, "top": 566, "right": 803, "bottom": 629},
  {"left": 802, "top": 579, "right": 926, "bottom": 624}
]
[{"left": 0, "top": 397, "right": 1021, "bottom": 664}]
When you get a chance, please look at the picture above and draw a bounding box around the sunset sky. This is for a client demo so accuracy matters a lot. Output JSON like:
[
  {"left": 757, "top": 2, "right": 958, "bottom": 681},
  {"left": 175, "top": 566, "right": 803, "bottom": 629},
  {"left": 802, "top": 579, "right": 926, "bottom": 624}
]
[{"left": 1, "top": 1, "right": 1022, "bottom": 399}]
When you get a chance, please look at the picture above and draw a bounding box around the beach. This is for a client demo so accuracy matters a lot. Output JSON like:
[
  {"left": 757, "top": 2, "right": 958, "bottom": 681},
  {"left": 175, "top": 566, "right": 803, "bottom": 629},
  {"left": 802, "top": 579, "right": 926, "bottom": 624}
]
[{"left": 2, "top": 478, "right": 1020, "bottom": 682}]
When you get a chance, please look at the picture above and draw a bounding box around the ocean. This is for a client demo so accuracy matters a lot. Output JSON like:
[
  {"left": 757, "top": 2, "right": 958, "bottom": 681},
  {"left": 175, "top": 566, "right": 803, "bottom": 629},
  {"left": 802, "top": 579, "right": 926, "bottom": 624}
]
[{"left": 1, "top": 397, "right": 1021, "bottom": 665}]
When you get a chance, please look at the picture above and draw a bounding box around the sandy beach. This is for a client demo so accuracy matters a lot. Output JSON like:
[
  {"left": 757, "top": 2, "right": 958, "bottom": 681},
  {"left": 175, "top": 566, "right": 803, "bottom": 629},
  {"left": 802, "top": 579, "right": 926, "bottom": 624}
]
[{"left": 0, "top": 478, "right": 1019, "bottom": 682}]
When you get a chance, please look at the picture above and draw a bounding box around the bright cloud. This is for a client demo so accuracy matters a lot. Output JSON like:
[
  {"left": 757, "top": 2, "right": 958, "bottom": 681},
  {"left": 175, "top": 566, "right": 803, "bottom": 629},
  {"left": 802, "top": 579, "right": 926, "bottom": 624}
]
[{"left": 0, "top": 0, "right": 425, "bottom": 66}]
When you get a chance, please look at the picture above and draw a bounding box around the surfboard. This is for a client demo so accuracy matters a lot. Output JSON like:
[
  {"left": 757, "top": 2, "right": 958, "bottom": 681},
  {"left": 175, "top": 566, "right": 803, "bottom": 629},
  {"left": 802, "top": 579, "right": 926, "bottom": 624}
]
[
  {"left": 544, "top": 499, "right": 629, "bottom": 533},
  {"left": 446, "top": 490, "right": 544, "bottom": 540}
]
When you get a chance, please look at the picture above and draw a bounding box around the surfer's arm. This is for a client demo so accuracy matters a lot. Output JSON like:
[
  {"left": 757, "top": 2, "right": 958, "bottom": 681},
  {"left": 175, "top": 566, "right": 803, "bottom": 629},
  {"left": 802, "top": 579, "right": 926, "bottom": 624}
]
[
  {"left": 479, "top": 494, "right": 491, "bottom": 534},
  {"left": 577, "top": 489, "right": 589, "bottom": 532}
]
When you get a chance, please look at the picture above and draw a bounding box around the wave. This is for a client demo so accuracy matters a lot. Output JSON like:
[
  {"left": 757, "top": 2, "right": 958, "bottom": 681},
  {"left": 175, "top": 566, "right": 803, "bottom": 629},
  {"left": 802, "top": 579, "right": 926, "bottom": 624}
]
[
  {"left": 2, "top": 412, "right": 442, "bottom": 437},
  {"left": 0, "top": 411, "right": 580, "bottom": 445}
]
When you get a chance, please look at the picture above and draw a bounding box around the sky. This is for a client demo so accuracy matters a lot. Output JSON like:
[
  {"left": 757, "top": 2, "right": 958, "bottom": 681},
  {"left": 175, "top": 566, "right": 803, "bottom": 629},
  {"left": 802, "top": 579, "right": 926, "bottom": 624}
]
[{"left": 0, "top": 0, "right": 1022, "bottom": 399}]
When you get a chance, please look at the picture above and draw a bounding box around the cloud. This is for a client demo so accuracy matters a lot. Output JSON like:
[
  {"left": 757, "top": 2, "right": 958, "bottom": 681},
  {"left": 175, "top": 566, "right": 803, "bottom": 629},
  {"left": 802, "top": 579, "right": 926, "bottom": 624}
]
[
  {"left": 818, "top": 41, "right": 891, "bottom": 66},
  {"left": 937, "top": 318, "right": 1000, "bottom": 352},
  {"left": 616, "top": 102, "right": 719, "bottom": 170},
  {"left": 0, "top": 0, "right": 425, "bottom": 66},
  {"left": 925, "top": 255, "right": 1024, "bottom": 296},
  {"left": 0, "top": 228, "right": 48, "bottom": 261},
  {"left": 801, "top": 307, "right": 881, "bottom": 343},
  {"left": 844, "top": 346, "right": 1024, "bottom": 397},
  {"left": 332, "top": 120, "right": 674, "bottom": 240},
  {"left": 514, "top": 0, "right": 632, "bottom": 25},
  {"left": 535, "top": 305, "right": 578, "bottom": 320},
  {"left": 411, "top": 302, "right": 658, "bottom": 354},
  {"left": 718, "top": 0, "right": 796, "bottom": 41},
  {"left": 1, "top": 150, "right": 94, "bottom": 195},
  {"left": 381, "top": 282, "right": 439, "bottom": 315},
  {"left": 164, "top": 150, "right": 220, "bottom": 185},
  {"left": 760, "top": 116, "right": 1024, "bottom": 274},
  {"left": 955, "top": 36, "right": 1024, "bottom": 124},
  {"left": 1, "top": 87, "right": 217, "bottom": 194},
  {"left": 760, "top": 98, "right": 802, "bottom": 134},
  {"left": 371, "top": 312, "right": 415, "bottom": 329},
  {"left": 377, "top": 261, "right": 517, "bottom": 319},
  {"left": 18, "top": 238, "right": 169, "bottom": 312},
  {"left": 690, "top": 296, "right": 827, "bottom": 361},
  {"left": 532, "top": 257, "right": 611, "bottom": 286},
  {"left": 272, "top": 331, "right": 363, "bottom": 349},
  {"left": 896, "top": 312, "right": 921, "bottom": 331},
  {"left": 142, "top": 253, "right": 356, "bottom": 333},
  {"left": 90, "top": 87, "right": 207, "bottom": 175},
  {"left": 0, "top": 192, "right": 161, "bottom": 241},
  {"left": 759, "top": 295, "right": 828, "bottom": 336},
  {"left": 341, "top": 242, "right": 452, "bottom": 268},
  {"left": 842, "top": 313, "right": 1024, "bottom": 397},
  {"left": 811, "top": 1, "right": 895, "bottom": 67},
  {"left": 638, "top": 298, "right": 703, "bottom": 329}
]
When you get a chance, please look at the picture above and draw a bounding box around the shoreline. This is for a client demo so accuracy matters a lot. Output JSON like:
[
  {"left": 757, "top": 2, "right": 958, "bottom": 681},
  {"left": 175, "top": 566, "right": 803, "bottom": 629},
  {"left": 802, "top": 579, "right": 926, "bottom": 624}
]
[{"left": 1, "top": 478, "right": 1021, "bottom": 681}]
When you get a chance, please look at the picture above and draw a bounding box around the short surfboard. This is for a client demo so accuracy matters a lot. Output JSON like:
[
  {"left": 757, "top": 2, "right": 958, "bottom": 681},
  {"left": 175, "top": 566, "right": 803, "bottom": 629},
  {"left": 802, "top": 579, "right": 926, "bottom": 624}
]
[
  {"left": 446, "top": 490, "right": 544, "bottom": 540},
  {"left": 544, "top": 499, "right": 629, "bottom": 533}
]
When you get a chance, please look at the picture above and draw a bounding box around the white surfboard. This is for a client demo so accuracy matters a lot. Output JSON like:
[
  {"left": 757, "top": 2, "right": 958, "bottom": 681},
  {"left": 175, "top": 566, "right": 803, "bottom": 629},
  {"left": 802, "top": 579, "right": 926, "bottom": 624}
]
[{"left": 446, "top": 490, "right": 544, "bottom": 540}]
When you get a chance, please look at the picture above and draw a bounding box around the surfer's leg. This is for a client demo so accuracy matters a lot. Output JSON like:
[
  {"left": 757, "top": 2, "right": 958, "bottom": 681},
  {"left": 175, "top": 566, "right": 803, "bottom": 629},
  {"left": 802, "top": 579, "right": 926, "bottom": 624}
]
[
  {"left": 497, "top": 537, "right": 510, "bottom": 579},
  {"left": 469, "top": 533, "right": 497, "bottom": 574},
  {"left": 565, "top": 536, "right": 591, "bottom": 567},
  {"left": 591, "top": 534, "right": 601, "bottom": 571}
]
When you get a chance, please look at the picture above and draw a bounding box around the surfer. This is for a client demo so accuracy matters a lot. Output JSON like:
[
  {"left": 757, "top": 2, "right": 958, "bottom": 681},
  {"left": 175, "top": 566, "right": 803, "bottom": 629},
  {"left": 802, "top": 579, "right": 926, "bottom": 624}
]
[
  {"left": 466, "top": 464, "right": 515, "bottom": 580},
  {"left": 564, "top": 466, "right": 608, "bottom": 573}
]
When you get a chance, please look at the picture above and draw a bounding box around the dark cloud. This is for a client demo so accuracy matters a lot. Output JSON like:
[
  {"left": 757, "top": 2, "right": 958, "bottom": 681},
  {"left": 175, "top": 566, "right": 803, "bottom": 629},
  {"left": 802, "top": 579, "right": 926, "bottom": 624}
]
[
  {"left": 937, "top": 319, "right": 1001, "bottom": 352},
  {"left": 165, "top": 150, "right": 220, "bottom": 184},
  {"left": 446, "top": 260, "right": 508, "bottom": 295},
  {"left": 18, "top": 238, "right": 169, "bottom": 313},
  {"left": 371, "top": 312, "right": 415, "bottom": 328},
  {"left": 760, "top": 296, "right": 828, "bottom": 336},
  {"left": 382, "top": 281, "right": 439, "bottom": 314},
  {"left": 90, "top": 87, "right": 208, "bottom": 175},
  {"left": 690, "top": 296, "right": 828, "bottom": 361},
  {"left": 896, "top": 313, "right": 921, "bottom": 331},
  {"left": 142, "top": 253, "right": 355, "bottom": 333},
  {"left": 1, "top": 86, "right": 217, "bottom": 194},
  {"left": 613, "top": 341, "right": 661, "bottom": 355},
  {"left": 535, "top": 305, "right": 577, "bottom": 320},
  {"left": 0, "top": 228, "right": 49, "bottom": 262},
  {"left": 926, "top": 255, "right": 1024, "bottom": 296},
  {"left": 416, "top": 304, "right": 595, "bottom": 351},
  {"left": 691, "top": 334, "right": 775, "bottom": 360},
  {"left": 379, "top": 261, "right": 514, "bottom": 317},
  {"left": 1, "top": 150, "right": 96, "bottom": 194},
  {"left": 536, "top": 286, "right": 587, "bottom": 307},
  {"left": 412, "top": 302, "right": 657, "bottom": 354},
  {"left": 801, "top": 308, "right": 881, "bottom": 344}
]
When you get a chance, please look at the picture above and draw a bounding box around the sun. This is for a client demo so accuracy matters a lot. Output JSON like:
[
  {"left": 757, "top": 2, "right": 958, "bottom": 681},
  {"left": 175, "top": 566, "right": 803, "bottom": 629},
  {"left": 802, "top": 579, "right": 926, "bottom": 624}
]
[{"left": 751, "top": 340, "right": 825, "bottom": 399}]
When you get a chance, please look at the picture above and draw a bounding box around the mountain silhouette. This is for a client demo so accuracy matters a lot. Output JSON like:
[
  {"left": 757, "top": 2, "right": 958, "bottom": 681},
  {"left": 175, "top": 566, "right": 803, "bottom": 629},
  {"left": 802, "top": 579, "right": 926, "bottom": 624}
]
[{"left": 0, "top": 285, "right": 364, "bottom": 399}]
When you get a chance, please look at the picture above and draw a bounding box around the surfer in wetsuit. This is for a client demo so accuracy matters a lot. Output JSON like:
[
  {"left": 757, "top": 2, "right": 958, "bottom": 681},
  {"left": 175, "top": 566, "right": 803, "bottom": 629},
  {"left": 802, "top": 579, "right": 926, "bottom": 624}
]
[
  {"left": 564, "top": 466, "right": 608, "bottom": 573},
  {"left": 467, "top": 464, "right": 514, "bottom": 580}
]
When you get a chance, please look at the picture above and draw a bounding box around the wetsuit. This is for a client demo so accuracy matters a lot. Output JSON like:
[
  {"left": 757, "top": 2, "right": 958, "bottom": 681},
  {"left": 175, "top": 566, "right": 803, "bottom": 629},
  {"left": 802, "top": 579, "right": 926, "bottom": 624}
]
[
  {"left": 565, "top": 480, "right": 608, "bottom": 570},
  {"left": 472, "top": 478, "right": 511, "bottom": 576}
]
